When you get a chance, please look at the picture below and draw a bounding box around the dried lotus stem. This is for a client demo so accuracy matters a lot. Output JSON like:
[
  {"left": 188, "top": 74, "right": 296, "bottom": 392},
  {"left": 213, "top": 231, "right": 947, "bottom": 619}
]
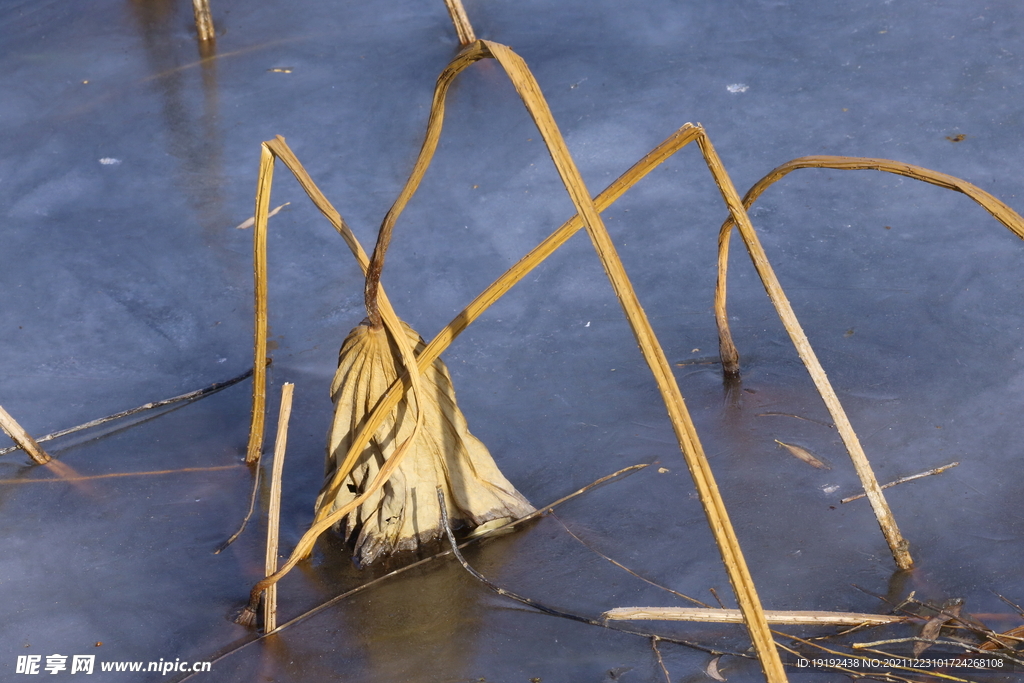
[
  {"left": 713, "top": 155, "right": 1024, "bottom": 570},
  {"left": 263, "top": 383, "right": 293, "bottom": 633},
  {"left": 192, "top": 0, "right": 215, "bottom": 42},
  {"left": 0, "top": 405, "right": 51, "bottom": 464},
  {"left": 603, "top": 607, "right": 905, "bottom": 626},
  {"left": 238, "top": 41, "right": 788, "bottom": 680},
  {"left": 442, "top": 0, "right": 476, "bottom": 45}
]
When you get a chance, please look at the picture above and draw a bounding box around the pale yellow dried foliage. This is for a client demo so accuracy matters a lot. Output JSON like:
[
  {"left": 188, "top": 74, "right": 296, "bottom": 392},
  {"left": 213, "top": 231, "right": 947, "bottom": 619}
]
[{"left": 319, "top": 321, "right": 533, "bottom": 566}]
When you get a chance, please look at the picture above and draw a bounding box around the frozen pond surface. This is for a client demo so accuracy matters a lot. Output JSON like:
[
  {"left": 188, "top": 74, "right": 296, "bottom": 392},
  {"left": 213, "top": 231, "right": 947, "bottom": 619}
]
[{"left": 2, "top": 0, "right": 1024, "bottom": 681}]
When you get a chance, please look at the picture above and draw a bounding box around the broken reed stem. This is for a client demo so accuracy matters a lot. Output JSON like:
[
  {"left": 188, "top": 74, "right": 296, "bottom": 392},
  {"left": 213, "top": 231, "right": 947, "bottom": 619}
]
[
  {"left": 841, "top": 462, "right": 959, "bottom": 504},
  {"left": 192, "top": 0, "right": 215, "bottom": 42},
  {"left": 442, "top": 0, "right": 476, "bottom": 45},
  {"left": 263, "top": 383, "right": 293, "bottom": 634},
  {"left": 699, "top": 136, "right": 914, "bottom": 571},
  {"left": 0, "top": 405, "right": 51, "bottom": 464},
  {"left": 603, "top": 607, "right": 906, "bottom": 626},
  {"left": 0, "top": 367, "right": 256, "bottom": 458}
]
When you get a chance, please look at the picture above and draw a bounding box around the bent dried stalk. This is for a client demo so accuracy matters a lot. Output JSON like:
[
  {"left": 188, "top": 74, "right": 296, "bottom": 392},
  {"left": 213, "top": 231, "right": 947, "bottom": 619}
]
[
  {"left": 239, "top": 41, "right": 790, "bottom": 679},
  {"left": 713, "top": 156, "right": 1024, "bottom": 569},
  {"left": 239, "top": 137, "right": 433, "bottom": 622},
  {"left": 358, "top": 40, "right": 784, "bottom": 679},
  {"left": 715, "top": 155, "right": 1024, "bottom": 376},
  {"left": 702, "top": 141, "right": 915, "bottom": 570}
]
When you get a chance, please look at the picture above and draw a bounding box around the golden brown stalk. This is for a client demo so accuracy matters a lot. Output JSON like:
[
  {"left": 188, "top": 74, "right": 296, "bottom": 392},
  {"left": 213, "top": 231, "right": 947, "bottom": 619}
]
[
  {"left": 245, "top": 145, "right": 275, "bottom": 464},
  {"left": 0, "top": 404, "right": 51, "bottom": 464},
  {"left": 263, "top": 383, "right": 293, "bottom": 633},
  {"left": 713, "top": 155, "right": 1024, "bottom": 569},
  {"left": 697, "top": 134, "right": 915, "bottom": 571},
  {"left": 237, "top": 43, "right": 808, "bottom": 680},
  {"left": 715, "top": 155, "right": 1024, "bottom": 374},
  {"left": 240, "top": 42, "right": 788, "bottom": 680},
  {"left": 603, "top": 607, "right": 906, "bottom": 626},
  {"left": 442, "top": 0, "right": 476, "bottom": 45},
  {"left": 479, "top": 43, "right": 786, "bottom": 680},
  {"left": 246, "top": 132, "right": 424, "bottom": 497},
  {"left": 192, "top": 0, "right": 215, "bottom": 42}
]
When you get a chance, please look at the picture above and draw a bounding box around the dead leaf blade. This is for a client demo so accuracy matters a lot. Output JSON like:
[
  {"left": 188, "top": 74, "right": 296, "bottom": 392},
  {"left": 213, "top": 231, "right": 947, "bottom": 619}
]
[
  {"left": 707, "top": 655, "right": 727, "bottom": 682},
  {"left": 774, "top": 440, "right": 830, "bottom": 470},
  {"left": 234, "top": 202, "right": 290, "bottom": 229}
]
